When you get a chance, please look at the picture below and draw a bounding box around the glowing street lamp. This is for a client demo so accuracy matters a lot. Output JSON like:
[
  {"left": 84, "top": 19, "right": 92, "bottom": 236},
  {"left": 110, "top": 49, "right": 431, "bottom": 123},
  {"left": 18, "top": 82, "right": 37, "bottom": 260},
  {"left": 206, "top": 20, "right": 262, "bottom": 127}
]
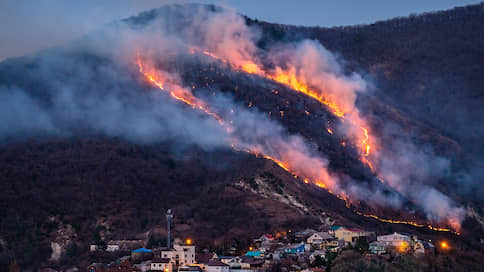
[
  {"left": 186, "top": 238, "right": 192, "bottom": 245},
  {"left": 440, "top": 241, "right": 448, "bottom": 249}
]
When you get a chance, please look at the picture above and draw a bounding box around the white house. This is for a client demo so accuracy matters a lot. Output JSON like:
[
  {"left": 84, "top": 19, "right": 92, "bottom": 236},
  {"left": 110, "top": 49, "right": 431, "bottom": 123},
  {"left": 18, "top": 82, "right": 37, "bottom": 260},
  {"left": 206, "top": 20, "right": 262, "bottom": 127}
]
[
  {"left": 174, "top": 244, "right": 196, "bottom": 266},
  {"left": 160, "top": 243, "right": 196, "bottom": 267},
  {"left": 206, "top": 259, "right": 229, "bottom": 272},
  {"left": 106, "top": 244, "right": 120, "bottom": 252},
  {"left": 377, "top": 232, "right": 412, "bottom": 247},
  {"left": 307, "top": 232, "right": 333, "bottom": 245}
]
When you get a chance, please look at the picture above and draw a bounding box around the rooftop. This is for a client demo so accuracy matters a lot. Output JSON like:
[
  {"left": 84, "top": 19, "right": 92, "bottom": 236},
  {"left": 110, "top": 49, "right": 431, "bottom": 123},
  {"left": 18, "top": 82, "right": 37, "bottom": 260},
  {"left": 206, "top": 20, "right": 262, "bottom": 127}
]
[
  {"left": 208, "top": 260, "right": 229, "bottom": 267},
  {"left": 132, "top": 248, "right": 152, "bottom": 253}
]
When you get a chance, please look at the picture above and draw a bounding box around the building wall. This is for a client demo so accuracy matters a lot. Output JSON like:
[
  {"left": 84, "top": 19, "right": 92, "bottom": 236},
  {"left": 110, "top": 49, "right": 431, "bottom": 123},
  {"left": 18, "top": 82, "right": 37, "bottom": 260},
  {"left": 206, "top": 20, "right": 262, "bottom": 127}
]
[
  {"left": 107, "top": 245, "right": 120, "bottom": 252},
  {"left": 334, "top": 229, "right": 368, "bottom": 242},
  {"left": 206, "top": 266, "right": 229, "bottom": 272},
  {"left": 377, "top": 233, "right": 411, "bottom": 247},
  {"left": 151, "top": 262, "right": 170, "bottom": 271},
  {"left": 174, "top": 245, "right": 196, "bottom": 266}
]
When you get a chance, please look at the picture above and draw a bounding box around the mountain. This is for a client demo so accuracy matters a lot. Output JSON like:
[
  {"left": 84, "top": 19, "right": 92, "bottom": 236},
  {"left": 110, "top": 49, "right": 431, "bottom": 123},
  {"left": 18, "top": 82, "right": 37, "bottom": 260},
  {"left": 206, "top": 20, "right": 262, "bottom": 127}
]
[
  {"left": 0, "top": 3, "right": 482, "bottom": 270},
  {"left": 251, "top": 3, "right": 484, "bottom": 194}
]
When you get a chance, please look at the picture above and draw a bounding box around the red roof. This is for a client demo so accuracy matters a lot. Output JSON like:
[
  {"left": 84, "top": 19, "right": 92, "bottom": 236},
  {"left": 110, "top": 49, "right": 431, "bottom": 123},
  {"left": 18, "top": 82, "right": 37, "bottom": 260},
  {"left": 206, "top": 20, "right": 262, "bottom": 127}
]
[
  {"left": 346, "top": 228, "right": 364, "bottom": 232},
  {"left": 264, "top": 234, "right": 274, "bottom": 239}
]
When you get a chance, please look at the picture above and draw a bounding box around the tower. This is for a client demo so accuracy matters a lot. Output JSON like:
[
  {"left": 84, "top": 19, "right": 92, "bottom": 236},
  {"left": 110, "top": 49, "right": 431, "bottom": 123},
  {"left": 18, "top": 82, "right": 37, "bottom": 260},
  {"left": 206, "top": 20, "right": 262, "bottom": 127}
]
[{"left": 166, "top": 209, "right": 173, "bottom": 249}]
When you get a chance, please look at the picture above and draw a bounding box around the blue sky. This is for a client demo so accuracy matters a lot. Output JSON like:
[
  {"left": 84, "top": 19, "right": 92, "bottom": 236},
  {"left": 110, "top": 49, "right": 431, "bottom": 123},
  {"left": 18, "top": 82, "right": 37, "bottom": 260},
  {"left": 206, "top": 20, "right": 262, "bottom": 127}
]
[{"left": 0, "top": 0, "right": 481, "bottom": 60}]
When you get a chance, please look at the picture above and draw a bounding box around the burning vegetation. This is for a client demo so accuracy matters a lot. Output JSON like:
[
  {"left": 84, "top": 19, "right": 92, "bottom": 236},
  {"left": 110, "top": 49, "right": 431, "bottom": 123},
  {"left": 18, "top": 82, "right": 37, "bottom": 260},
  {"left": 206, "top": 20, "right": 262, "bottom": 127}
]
[
  {"left": 128, "top": 5, "right": 465, "bottom": 233},
  {"left": 134, "top": 43, "right": 461, "bottom": 234}
]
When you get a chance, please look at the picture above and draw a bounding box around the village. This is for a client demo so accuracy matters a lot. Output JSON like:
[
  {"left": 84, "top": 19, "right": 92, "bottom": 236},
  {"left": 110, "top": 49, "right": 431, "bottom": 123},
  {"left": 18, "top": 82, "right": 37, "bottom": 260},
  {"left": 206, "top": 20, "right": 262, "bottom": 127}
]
[{"left": 79, "top": 210, "right": 443, "bottom": 272}]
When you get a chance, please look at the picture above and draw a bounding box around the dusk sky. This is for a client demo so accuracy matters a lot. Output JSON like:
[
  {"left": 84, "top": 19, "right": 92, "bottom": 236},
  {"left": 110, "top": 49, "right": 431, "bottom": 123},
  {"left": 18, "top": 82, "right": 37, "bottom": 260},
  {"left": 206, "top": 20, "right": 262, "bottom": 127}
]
[{"left": 0, "top": 0, "right": 481, "bottom": 60}]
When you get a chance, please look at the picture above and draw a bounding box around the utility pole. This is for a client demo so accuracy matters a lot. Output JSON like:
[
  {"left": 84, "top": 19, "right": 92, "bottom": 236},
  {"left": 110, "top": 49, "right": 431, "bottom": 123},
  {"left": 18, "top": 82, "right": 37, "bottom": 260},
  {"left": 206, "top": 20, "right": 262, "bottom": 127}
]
[{"left": 166, "top": 209, "right": 173, "bottom": 249}]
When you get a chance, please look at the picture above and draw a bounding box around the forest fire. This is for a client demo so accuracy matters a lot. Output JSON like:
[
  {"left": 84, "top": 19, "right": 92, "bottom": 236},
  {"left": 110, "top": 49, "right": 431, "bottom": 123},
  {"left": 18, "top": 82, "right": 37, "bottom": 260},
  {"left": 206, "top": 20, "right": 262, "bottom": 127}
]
[
  {"left": 136, "top": 53, "right": 460, "bottom": 235},
  {"left": 136, "top": 55, "right": 224, "bottom": 125},
  {"left": 356, "top": 212, "right": 459, "bottom": 235},
  {"left": 190, "top": 47, "right": 375, "bottom": 173}
]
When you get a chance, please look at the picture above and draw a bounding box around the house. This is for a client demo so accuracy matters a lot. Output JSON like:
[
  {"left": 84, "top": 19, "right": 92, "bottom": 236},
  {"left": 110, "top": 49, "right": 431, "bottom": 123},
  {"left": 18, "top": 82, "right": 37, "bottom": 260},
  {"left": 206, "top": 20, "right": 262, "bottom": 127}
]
[
  {"left": 295, "top": 229, "right": 317, "bottom": 240},
  {"left": 173, "top": 244, "right": 196, "bottom": 266},
  {"left": 131, "top": 248, "right": 153, "bottom": 261},
  {"left": 195, "top": 252, "right": 217, "bottom": 270},
  {"left": 377, "top": 232, "right": 412, "bottom": 247},
  {"left": 309, "top": 251, "right": 326, "bottom": 264},
  {"left": 216, "top": 256, "right": 235, "bottom": 265},
  {"left": 283, "top": 243, "right": 306, "bottom": 254},
  {"left": 177, "top": 265, "right": 203, "bottom": 272},
  {"left": 377, "top": 232, "right": 414, "bottom": 253},
  {"left": 414, "top": 240, "right": 435, "bottom": 256},
  {"left": 159, "top": 243, "right": 196, "bottom": 267},
  {"left": 245, "top": 251, "right": 263, "bottom": 258},
  {"left": 369, "top": 241, "right": 386, "bottom": 255},
  {"left": 254, "top": 234, "right": 274, "bottom": 244},
  {"left": 150, "top": 258, "right": 171, "bottom": 271},
  {"left": 241, "top": 256, "right": 265, "bottom": 269},
  {"left": 334, "top": 227, "right": 372, "bottom": 243},
  {"left": 307, "top": 232, "right": 333, "bottom": 245},
  {"left": 226, "top": 256, "right": 251, "bottom": 270},
  {"left": 134, "top": 260, "right": 152, "bottom": 272},
  {"left": 326, "top": 239, "right": 345, "bottom": 253},
  {"left": 107, "top": 243, "right": 120, "bottom": 252},
  {"left": 206, "top": 259, "right": 229, "bottom": 272},
  {"left": 111, "top": 240, "right": 144, "bottom": 251}
]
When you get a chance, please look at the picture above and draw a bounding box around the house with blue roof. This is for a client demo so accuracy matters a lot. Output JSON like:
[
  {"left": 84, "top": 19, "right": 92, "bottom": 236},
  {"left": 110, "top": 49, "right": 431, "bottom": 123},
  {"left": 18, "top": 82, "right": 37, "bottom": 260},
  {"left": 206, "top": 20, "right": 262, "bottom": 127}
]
[
  {"left": 131, "top": 247, "right": 153, "bottom": 261},
  {"left": 245, "top": 251, "right": 262, "bottom": 257},
  {"left": 283, "top": 243, "right": 306, "bottom": 254}
]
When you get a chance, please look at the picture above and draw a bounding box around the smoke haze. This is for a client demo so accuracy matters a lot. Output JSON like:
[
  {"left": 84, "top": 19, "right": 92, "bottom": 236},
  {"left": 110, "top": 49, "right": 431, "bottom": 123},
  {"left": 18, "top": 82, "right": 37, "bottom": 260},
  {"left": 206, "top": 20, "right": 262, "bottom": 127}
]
[{"left": 0, "top": 4, "right": 467, "bottom": 230}]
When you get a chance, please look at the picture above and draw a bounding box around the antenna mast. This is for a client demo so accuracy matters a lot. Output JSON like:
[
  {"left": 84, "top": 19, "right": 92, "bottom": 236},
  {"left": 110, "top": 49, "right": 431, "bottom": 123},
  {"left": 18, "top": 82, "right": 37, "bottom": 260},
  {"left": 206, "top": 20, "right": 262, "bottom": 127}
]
[{"left": 166, "top": 209, "right": 173, "bottom": 249}]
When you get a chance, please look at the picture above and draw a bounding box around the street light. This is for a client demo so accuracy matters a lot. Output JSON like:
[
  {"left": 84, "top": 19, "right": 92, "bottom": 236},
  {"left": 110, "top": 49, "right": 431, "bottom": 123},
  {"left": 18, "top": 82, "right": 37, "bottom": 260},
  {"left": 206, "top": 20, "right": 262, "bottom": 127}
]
[{"left": 440, "top": 241, "right": 448, "bottom": 249}]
